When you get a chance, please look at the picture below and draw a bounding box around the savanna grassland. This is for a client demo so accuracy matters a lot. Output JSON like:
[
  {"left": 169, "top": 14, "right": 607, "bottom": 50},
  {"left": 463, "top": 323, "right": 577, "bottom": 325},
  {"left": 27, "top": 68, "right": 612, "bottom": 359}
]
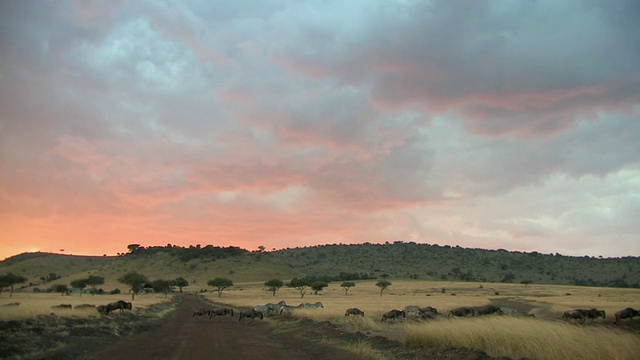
[
  {"left": 200, "top": 279, "right": 640, "bottom": 360},
  {"left": 1, "top": 244, "right": 640, "bottom": 359}
]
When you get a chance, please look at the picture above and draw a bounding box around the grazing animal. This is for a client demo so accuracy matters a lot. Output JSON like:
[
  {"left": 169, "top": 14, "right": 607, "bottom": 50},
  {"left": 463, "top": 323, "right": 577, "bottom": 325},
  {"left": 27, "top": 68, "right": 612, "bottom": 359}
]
[
  {"left": 448, "top": 307, "right": 475, "bottom": 318},
  {"left": 475, "top": 304, "right": 502, "bottom": 316},
  {"left": 96, "top": 305, "right": 107, "bottom": 314},
  {"left": 562, "top": 309, "right": 585, "bottom": 322},
  {"left": 253, "top": 305, "right": 273, "bottom": 316},
  {"left": 345, "top": 308, "right": 365, "bottom": 317},
  {"left": 2, "top": 302, "right": 20, "bottom": 307},
  {"left": 381, "top": 309, "right": 406, "bottom": 322},
  {"left": 104, "top": 300, "right": 133, "bottom": 315},
  {"left": 74, "top": 304, "right": 96, "bottom": 310},
  {"left": 279, "top": 303, "right": 304, "bottom": 315},
  {"left": 418, "top": 306, "right": 438, "bottom": 315},
  {"left": 193, "top": 308, "right": 210, "bottom": 318},
  {"left": 614, "top": 308, "right": 639, "bottom": 325},
  {"left": 239, "top": 309, "right": 263, "bottom": 322},
  {"left": 51, "top": 304, "right": 72, "bottom": 310},
  {"left": 404, "top": 306, "right": 422, "bottom": 315},
  {"left": 303, "top": 302, "right": 324, "bottom": 309},
  {"left": 210, "top": 307, "right": 234, "bottom": 318},
  {"left": 583, "top": 308, "right": 605, "bottom": 320}
]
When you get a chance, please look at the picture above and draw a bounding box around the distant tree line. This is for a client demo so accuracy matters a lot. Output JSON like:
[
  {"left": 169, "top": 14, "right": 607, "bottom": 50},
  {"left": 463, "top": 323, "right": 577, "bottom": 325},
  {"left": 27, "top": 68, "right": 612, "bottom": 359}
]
[{"left": 124, "top": 243, "right": 248, "bottom": 262}]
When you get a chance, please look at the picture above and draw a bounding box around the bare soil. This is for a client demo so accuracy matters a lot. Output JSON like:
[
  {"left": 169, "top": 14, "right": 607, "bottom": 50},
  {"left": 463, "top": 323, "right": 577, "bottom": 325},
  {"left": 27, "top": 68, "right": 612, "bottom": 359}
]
[{"left": 0, "top": 294, "right": 551, "bottom": 360}]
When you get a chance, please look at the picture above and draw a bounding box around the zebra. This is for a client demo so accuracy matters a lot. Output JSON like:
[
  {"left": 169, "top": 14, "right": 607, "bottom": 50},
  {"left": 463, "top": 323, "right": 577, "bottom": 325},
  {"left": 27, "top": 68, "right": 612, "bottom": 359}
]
[
  {"left": 279, "top": 303, "right": 304, "bottom": 315},
  {"left": 303, "top": 302, "right": 324, "bottom": 309},
  {"left": 403, "top": 306, "right": 422, "bottom": 316}
]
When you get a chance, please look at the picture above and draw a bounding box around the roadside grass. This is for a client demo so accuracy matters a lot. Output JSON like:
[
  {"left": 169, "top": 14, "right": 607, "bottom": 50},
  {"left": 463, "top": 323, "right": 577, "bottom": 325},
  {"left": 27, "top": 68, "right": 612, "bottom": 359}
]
[
  {"left": 205, "top": 280, "right": 640, "bottom": 359},
  {"left": 0, "top": 292, "right": 172, "bottom": 321},
  {"left": 404, "top": 316, "right": 640, "bottom": 360}
]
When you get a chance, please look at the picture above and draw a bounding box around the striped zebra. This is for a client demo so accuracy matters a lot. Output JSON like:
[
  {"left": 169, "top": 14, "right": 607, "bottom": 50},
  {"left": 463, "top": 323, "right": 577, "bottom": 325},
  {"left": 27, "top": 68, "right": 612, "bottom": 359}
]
[{"left": 303, "top": 302, "right": 324, "bottom": 309}]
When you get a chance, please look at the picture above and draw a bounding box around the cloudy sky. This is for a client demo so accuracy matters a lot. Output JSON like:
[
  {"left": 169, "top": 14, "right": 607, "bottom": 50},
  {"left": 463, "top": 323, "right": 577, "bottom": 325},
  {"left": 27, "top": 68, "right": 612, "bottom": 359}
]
[{"left": 1, "top": 0, "right": 639, "bottom": 260}]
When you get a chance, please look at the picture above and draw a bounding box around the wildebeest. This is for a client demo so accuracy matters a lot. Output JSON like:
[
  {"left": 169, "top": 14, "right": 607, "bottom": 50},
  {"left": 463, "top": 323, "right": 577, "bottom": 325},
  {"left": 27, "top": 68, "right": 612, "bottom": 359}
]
[
  {"left": 418, "top": 306, "right": 438, "bottom": 316},
  {"left": 74, "top": 304, "right": 96, "bottom": 310},
  {"left": 239, "top": 309, "right": 264, "bottom": 322},
  {"left": 303, "top": 302, "right": 324, "bottom": 309},
  {"left": 614, "top": 308, "right": 639, "bottom": 325},
  {"left": 381, "top": 309, "right": 405, "bottom": 322},
  {"left": 1, "top": 302, "right": 20, "bottom": 307},
  {"left": 475, "top": 304, "right": 502, "bottom": 316},
  {"left": 561, "top": 309, "right": 585, "bottom": 322},
  {"left": 51, "top": 304, "right": 72, "bottom": 310},
  {"left": 193, "top": 308, "right": 210, "bottom": 318},
  {"left": 345, "top": 308, "right": 365, "bottom": 317},
  {"left": 583, "top": 308, "right": 605, "bottom": 320},
  {"left": 448, "top": 307, "right": 475, "bottom": 318},
  {"left": 104, "top": 300, "right": 133, "bottom": 315},
  {"left": 210, "top": 307, "right": 234, "bottom": 318},
  {"left": 96, "top": 305, "right": 107, "bottom": 314}
]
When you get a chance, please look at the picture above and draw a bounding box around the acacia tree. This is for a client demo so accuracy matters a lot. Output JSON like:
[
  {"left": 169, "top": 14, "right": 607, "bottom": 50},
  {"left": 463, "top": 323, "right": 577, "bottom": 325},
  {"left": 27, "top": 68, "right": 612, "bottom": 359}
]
[
  {"left": 341, "top": 281, "right": 355, "bottom": 295},
  {"left": 85, "top": 276, "right": 105, "bottom": 295},
  {"left": 288, "top": 278, "right": 309, "bottom": 299},
  {"left": 311, "top": 281, "right": 328, "bottom": 295},
  {"left": 0, "top": 273, "right": 27, "bottom": 298},
  {"left": 208, "top": 278, "right": 233, "bottom": 297},
  {"left": 70, "top": 279, "right": 87, "bottom": 296},
  {"left": 174, "top": 277, "right": 189, "bottom": 293},
  {"left": 118, "top": 271, "right": 148, "bottom": 300},
  {"left": 51, "top": 284, "right": 69, "bottom": 296},
  {"left": 264, "top": 279, "right": 283, "bottom": 296},
  {"left": 151, "top": 279, "right": 172, "bottom": 298},
  {"left": 375, "top": 280, "right": 391, "bottom": 297}
]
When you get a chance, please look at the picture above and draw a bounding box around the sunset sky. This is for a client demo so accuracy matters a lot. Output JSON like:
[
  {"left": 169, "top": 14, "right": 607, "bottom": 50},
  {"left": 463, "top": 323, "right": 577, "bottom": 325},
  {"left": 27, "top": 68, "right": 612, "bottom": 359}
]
[{"left": 1, "top": 1, "right": 639, "bottom": 260}]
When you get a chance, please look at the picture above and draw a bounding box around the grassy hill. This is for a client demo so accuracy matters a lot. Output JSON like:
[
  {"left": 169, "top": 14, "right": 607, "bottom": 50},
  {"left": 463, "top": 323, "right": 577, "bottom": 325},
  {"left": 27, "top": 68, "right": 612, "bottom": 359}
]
[
  {"left": 1, "top": 242, "right": 639, "bottom": 294},
  {"left": 270, "top": 242, "right": 640, "bottom": 288}
]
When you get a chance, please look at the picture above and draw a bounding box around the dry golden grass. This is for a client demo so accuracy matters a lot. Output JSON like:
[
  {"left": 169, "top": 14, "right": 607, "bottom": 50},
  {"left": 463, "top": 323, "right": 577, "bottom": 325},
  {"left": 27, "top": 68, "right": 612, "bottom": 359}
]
[
  {"left": 0, "top": 292, "right": 172, "bottom": 321},
  {"left": 203, "top": 280, "right": 640, "bottom": 359},
  {"left": 405, "top": 316, "right": 640, "bottom": 360}
]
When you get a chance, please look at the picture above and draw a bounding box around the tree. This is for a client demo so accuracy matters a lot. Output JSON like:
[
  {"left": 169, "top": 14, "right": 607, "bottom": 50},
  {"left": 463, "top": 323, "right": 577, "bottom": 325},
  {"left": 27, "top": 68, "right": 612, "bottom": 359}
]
[
  {"left": 340, "top": 281, "right": 355, "bottom": 295},
  {"left": 70, "top": 279, "right": 87, "bottom": 296},
  {"left": 375, "top": 280, "right": 391, "bottom": 297},
  {"left": 118, "top": 271, "right": 148, "bottom": 300},
  {"left": 288, "top": 277, "right": 309, "bottom": 298},
  {"left": 0, "top": 273, "right": 27, "bottom": 298},
  {"left": 151, "top": 279, "right": 172, "bottom": 298},
  {"left": 174, "top": 277, "right": 189, "bottom": 293},
  {"left": 311, "top": 281, "right": 328, "bottom": 295},
  {"left": 51, "top": 284, "right": 69, "bottom": 296},
  {"left": 208, "top": 278, "right": 233, "bottom": 297},
  {"left": 85, "top": 275, "right": 105, "bottom": 295},
  {"left": 264, "top": 279, "right": 284, "bottom": 296}
]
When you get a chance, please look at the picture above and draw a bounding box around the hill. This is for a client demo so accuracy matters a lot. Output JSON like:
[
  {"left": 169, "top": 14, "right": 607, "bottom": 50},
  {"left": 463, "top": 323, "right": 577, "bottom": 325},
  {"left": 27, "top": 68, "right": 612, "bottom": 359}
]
[
  {"left": 270, "top": 242, "right": 640, "bottom": 288},
  {"left": 0, "top": 245, "right": 304, "bottom": 293},
  {"left": 1, "top": 242, "right": 639, "bottom": 293}
]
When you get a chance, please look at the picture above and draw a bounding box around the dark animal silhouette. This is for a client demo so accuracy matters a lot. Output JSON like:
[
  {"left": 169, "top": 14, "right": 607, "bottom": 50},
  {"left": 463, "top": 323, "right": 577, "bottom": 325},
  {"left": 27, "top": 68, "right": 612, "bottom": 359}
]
[
  {"left": 475, "top": 304, "right": 502, "bottom": 316},
  {"left": 193, "top": 308, "right": 210, "bottom": 318},
  {"left": 583, "top": 308, "right": 605, "bottom": 320},
  {"left": 239, "top": 309, "right": 263, "bottom": 322},
  {"left": 105, "top": 300, "right": 132, "bottom": 315},
  {"left": 51, "top": 304, "right": 72, "bottom": 309},
  {"left": 448, "top": 307, "right": 475, "bottom": 318},
  {"left": 381, "top": 309, "right": 405, "bottom": 322},
  {"left": 210, "top": 307, "right": 234, "bottom": 318},
  {"left": 614, "top": 308, "right": 639, "bottom": 324},
  {"left": 561, "top": 309, "right": 585, "bottom": 322},
  {"left": 2, "top": 302, "right": 20, "bottom": 307},
  {"left": 345, "top": 308, "right": 365, "bottom": 317},
  {"left": 74, "top": 304, "right": 96, "bottom": 310}
]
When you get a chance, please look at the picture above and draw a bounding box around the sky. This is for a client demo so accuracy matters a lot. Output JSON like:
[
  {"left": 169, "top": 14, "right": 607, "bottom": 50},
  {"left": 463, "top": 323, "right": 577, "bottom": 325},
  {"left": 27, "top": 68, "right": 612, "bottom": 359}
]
[{"left": 1, "top": 0, "right": 639, "bottom": 260}]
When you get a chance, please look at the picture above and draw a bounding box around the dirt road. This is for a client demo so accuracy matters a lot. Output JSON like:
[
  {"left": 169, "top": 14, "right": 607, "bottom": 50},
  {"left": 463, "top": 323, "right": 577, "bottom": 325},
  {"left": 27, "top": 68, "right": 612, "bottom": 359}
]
[{"left": 93, "top": 295, "right": 367, "bottom": 360}]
